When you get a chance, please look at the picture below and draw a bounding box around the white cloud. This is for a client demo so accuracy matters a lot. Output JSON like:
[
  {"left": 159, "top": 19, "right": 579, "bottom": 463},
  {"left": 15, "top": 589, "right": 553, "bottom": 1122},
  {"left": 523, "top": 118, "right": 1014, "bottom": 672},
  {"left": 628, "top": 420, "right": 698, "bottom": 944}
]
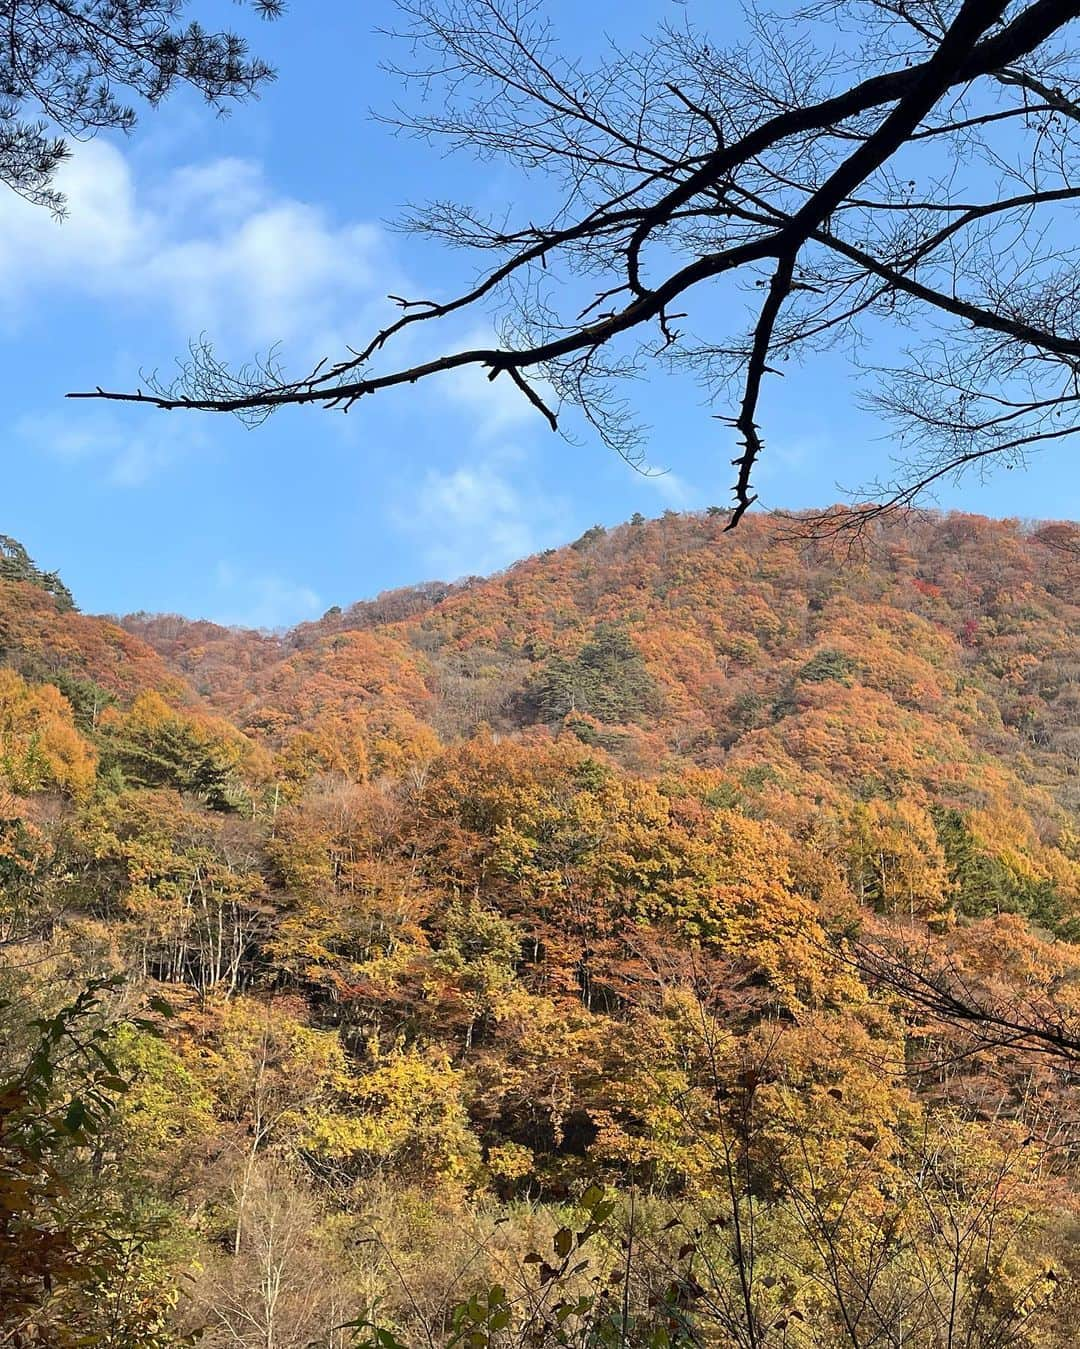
[
  {"left": 752, "top": 435, "right": 821, "bottom": 481},
  {"left": 385, "top": 321, "right": 570, "bottom": 577},
  {"left": 154, "top": 157, "right": 267, "bottom": 225},
  {"left": 638, "top": 466, "right": 696, "bottom": 508},
  {"left": 0, "top": 142, "right": 573, "bottom": 486},
  {"left": 0, "top": 140, "right": 398, "bottom": 353},
  {"left": 211, "top": 561, "right": 321, "bottom": 630},
  {"left": 15, "top": 409, "right": 208, "bottom": 487},
  {"left": 394, "top": 452, "right": 563, "bottom": 577},
  {"left": 435, "top": 327, "right": 559, "bottom": 441}
]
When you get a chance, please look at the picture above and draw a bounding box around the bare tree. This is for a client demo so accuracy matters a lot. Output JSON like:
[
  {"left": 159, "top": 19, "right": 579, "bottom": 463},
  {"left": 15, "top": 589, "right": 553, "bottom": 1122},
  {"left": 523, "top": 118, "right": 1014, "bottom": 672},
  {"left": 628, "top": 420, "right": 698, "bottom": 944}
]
[
  {"left": 854, "top": 930, "right": 1080, "bottom": 1071},
  {"left": 74, "top": 0, "right": 1080, "bottom": 525},
  {"left": 191, "top": 1159, "right": 352, "bottom": 1349}
]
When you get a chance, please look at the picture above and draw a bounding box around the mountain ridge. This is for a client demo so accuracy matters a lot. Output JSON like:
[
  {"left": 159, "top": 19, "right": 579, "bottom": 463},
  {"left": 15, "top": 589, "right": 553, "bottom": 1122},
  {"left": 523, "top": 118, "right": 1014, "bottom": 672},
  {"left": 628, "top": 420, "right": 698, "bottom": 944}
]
[{"left": 116, "top": 507, "right": 1079, "bottom": 789}]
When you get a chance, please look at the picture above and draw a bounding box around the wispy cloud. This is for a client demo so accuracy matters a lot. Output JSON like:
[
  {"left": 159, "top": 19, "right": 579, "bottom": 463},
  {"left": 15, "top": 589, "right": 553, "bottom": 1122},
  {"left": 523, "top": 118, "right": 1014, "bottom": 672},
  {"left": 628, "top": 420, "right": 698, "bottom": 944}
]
[
  {"left": 638, "top": 466, "right": 697, "bottom": 508},
  {"left": 211, "top": 562, "right": 322, "bottom": 630},
  {"left": 435, "top": 327, "right": 560, "bottom": 442},
  {"left": 15, "top": 409, "right": 208, "bottom": 487},
  {"left": 393, "top": 449, "right": 565, "bottom": 578}
]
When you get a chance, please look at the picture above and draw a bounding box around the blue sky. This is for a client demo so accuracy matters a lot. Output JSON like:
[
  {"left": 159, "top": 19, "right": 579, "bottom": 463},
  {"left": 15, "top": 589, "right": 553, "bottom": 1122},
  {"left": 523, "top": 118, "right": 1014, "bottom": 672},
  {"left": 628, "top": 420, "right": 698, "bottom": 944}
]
[{"left": 3, "top": 0, "right": 1078, "bottom": 628}]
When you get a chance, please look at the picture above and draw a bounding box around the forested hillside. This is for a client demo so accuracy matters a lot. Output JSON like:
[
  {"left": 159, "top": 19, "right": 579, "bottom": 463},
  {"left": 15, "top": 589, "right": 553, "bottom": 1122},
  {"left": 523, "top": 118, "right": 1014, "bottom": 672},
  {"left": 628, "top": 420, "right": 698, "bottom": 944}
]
[{"left": 4, "top": 509, "right": 1080, "bottom": 1347}]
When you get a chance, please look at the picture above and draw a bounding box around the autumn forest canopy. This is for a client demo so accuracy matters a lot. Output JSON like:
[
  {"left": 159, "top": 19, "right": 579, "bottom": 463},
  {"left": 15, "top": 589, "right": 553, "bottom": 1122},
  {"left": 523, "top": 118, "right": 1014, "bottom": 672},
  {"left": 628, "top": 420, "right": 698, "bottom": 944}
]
[{"left": 1, "top": 508, "right": 1080, "bottom": 1346}]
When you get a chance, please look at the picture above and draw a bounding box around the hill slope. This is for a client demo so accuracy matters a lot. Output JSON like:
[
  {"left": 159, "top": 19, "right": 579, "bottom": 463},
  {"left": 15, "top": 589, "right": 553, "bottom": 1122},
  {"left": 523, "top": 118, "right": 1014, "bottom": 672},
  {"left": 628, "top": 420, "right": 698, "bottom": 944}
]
[
  {"left": 3, "top": 508, "right": 1080, "bottom": 1346},
  {"left": 126, "top": 511, "right": 1080, "bottom": 780},
  {"left": 124, "top": 509, "right": 1080, "bottom": 920}
]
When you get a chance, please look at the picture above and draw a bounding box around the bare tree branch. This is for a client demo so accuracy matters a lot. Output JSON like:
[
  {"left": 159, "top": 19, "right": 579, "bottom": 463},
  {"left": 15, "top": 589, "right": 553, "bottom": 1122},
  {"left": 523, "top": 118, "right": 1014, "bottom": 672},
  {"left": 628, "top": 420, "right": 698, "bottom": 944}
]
[{"left": 69, "top": 0, "right": 1080, "bottom": 526}]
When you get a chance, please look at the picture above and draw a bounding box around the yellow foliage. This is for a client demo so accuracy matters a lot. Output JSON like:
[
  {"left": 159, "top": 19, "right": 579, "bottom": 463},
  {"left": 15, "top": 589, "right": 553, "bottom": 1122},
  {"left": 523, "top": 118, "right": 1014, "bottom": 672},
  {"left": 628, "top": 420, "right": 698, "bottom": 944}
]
[
  {"left": 308, "top": 1045, "right": 481, "bottom": 1183},
  {"left": 0, "top": 668, "right": 96, "bottom": 795}
]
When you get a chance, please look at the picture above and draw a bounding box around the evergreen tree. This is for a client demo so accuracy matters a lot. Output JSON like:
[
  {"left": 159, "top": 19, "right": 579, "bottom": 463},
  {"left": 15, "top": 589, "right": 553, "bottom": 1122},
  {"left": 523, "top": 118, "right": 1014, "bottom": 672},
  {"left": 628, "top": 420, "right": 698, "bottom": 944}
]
[
  {"left": 1, "top": 2, "right": 280, "bottom": 213},
  {"left": 0, "top": 536, "right": 75, "bottom": 611},
  {"left": 534, "top": 623, "right": 658, "bottom": 724}
]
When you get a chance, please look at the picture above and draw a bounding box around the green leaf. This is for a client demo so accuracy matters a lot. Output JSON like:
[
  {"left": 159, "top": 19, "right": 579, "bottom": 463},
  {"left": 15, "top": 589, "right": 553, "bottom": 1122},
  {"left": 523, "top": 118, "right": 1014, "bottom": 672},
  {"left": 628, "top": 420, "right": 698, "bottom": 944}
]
[
  {"left": 88, "top": 1044, "right": 120, "bottom": 1074},
  {"left": 580, "top": 1184, "right": 604, "bottom": 1213},
  {"left": 63, "top": 1099, "right": 87, "bottom": 1133}
]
